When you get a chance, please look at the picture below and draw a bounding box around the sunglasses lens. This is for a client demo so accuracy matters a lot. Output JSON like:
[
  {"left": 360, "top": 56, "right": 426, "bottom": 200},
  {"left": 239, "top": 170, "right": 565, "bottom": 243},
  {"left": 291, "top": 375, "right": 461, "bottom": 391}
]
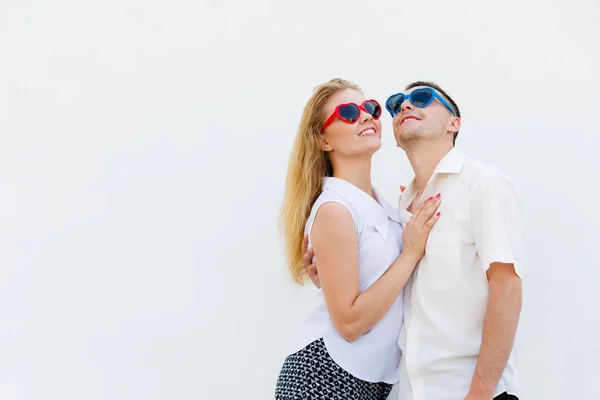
[
  {"left": 386, "top": 94, "right": 405, "bottom": 115},
  {"left": 411, "top": 89, "right": 434, "bottom": 107},
  {"left": 364, "top": 101, "right": 382, "bottom": 119},
  {"left": 338, "top": 104, "right": 360, "bottom": 123}
]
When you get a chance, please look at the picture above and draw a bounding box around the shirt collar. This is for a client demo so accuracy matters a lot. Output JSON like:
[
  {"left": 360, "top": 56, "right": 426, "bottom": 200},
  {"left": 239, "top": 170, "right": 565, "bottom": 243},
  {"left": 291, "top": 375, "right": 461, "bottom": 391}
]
[
  {"left": 322, "top": 177, "right": 400, "bottom": 238},
  {"left": 399, "top": 148, "right": 467, "bottom": 216},
  {"left": 431, "top": 147, "right": 467, "bottom": 175}
]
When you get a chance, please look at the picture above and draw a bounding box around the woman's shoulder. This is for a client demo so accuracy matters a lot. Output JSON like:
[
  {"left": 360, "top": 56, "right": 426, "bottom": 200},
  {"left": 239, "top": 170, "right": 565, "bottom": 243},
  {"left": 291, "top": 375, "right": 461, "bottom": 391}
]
[
  {"left": 314, "top": 188, "right": 349, "bottom": 206},
  {"left": 305, "top": 190, "right": 359, "bottom": 234}
]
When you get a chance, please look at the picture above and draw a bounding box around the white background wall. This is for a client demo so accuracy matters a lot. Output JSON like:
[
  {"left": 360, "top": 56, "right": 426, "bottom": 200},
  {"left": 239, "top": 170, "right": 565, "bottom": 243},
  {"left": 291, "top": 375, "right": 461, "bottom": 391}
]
[{"left": 0, "top": 0, "right": 598, "bottom": 399}]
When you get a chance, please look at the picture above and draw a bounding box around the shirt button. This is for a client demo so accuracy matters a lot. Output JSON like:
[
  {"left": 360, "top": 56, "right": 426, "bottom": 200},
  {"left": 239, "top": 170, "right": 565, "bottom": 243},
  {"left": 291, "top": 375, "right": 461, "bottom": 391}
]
[{"left": 411, "top": 377, "right": 421, "bottom": 386}]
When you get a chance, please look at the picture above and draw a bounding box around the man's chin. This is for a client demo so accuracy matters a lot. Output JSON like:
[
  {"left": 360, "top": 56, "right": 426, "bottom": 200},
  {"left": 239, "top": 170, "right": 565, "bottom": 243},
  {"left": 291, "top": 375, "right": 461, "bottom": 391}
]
[{"left": 396, "top": 131, "right": 421, "bottom": 144}]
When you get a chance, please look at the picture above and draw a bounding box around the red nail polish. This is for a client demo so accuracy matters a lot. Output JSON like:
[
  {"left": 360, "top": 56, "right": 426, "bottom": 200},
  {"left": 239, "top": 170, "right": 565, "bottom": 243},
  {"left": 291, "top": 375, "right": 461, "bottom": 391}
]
[
  {"left": 435, "top": 193, "right": 441, "bottom": 198},
  {"left": 436, "top": 212, "right": 441, "bottom": 216},
  {"left": 427, "top": 197, "right": 433, "bottom": 200}
]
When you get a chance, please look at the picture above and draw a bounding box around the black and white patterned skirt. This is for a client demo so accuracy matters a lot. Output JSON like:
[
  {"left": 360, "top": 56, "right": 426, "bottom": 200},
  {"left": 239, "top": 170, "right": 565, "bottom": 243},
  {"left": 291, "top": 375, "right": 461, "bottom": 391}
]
[{"left": 275, "top": 338, "right": 392, "bottom": 400}]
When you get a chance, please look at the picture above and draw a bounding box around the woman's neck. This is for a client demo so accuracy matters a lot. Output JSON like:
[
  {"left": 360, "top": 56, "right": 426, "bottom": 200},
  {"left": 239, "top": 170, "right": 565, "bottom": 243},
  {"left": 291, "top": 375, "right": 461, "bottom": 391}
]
[{"left": 331, "top": 157, "right": 374, "bottom": 198}]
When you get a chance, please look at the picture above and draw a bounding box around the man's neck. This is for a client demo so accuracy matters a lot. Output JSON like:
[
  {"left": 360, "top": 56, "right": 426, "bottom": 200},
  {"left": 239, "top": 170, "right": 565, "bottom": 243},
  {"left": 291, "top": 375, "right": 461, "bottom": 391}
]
[{"left": 403, "top": 142, "right": 453, "bottom": 194}]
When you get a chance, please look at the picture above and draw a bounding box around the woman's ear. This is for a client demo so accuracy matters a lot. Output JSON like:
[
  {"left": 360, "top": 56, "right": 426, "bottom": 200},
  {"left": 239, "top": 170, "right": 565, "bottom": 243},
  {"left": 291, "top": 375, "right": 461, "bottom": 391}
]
[{"left": 318, "top": 135, "right": 333, "bottom": 152}]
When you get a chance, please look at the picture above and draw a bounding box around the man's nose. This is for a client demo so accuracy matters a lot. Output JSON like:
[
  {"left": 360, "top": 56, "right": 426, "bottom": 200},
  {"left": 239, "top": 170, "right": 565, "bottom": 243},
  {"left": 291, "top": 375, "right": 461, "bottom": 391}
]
[{"left": 401, "top": 98, "right": 413, "bottom": 113}]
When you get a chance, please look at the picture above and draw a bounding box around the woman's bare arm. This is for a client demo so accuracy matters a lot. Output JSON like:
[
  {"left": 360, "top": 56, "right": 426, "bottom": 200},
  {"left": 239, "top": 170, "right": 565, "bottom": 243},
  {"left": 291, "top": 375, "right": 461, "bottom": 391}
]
[{"left": 310, "top": 196, "right": 440, "bottom": 342}]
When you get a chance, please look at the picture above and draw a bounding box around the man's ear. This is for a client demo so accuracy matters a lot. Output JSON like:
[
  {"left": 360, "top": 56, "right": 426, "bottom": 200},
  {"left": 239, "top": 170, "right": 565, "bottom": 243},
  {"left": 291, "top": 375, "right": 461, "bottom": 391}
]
[
  {"left": 448, "top": 116, "right": 461, "bottom": 134},
  {"left": 318, "top": 135, "right": 333, "bottom": 152}
]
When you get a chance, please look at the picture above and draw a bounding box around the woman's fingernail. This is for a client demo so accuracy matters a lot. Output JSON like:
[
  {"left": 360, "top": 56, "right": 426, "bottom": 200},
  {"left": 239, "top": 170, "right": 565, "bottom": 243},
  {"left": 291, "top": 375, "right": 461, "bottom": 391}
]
[
  {"left": 436, "top": 212, "right": 441, "bottom": 216},
  {"left": 435, "top": 193, "right": 441, "bottom": 198},
  {"left": 427, "top": 197, "right": 433, "bottom": 200}
]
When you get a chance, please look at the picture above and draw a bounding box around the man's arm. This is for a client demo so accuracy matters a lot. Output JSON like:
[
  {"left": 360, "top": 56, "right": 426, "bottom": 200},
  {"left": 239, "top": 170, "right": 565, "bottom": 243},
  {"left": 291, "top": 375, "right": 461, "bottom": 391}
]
[
  {"left": 466, "top": 170, "right": 523, "bottom": 400},
  {"left": 465, "top": 263, "right": 522, "bottom": 400}
]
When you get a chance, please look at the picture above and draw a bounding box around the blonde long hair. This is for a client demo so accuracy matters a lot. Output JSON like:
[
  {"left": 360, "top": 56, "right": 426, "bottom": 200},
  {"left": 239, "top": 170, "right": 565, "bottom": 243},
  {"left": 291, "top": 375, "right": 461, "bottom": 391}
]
[{"left": 279, "top": 78, "right": 362, "bottom": 285}]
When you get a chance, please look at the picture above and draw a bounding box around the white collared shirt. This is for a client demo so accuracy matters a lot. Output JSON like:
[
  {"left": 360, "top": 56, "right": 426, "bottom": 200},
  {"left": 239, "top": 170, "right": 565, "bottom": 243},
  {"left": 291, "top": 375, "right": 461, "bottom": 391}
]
[
  {"left": 292, "top": 177, "right": 405, "bottom": 384},
  {"left": 396, "top": 148, "right": 522, "bottom": 400}
]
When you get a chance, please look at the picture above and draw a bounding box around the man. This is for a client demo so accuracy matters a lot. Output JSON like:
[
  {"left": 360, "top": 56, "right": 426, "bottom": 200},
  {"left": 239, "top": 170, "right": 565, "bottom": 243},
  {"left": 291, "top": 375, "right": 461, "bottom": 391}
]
[{"left": 302, "top": 81, "right": 523, "bottom": 400}]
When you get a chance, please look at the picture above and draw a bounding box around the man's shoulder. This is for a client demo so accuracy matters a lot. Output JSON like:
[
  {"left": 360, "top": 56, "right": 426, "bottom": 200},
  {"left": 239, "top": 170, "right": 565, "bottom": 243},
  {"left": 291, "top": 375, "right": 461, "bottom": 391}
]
[
  {"left": 461, "top": 157, "right": 513, "bottom": 185},
  {"left": 458, "top": 157, "right": 519, "bottom": 199}
]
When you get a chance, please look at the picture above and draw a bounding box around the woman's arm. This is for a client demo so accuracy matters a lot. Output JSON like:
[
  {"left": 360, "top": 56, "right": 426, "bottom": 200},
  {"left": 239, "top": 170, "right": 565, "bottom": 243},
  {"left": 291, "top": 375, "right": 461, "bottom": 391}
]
[{"left": 310, "top": 196, "right": 440, "bottom": 342}]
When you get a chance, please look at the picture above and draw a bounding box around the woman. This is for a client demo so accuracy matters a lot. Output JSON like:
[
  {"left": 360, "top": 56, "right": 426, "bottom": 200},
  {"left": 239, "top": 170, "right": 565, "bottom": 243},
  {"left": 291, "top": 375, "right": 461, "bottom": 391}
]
[{"left": 276, "top": 78, "right": 441, "bottom": 399}]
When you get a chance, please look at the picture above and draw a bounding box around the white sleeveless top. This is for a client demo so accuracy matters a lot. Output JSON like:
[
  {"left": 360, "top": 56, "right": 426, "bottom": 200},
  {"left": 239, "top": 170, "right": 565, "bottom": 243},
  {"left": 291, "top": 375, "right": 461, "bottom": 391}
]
[{"left": 291, "top": 177, "right": 405, "bottom": 384}]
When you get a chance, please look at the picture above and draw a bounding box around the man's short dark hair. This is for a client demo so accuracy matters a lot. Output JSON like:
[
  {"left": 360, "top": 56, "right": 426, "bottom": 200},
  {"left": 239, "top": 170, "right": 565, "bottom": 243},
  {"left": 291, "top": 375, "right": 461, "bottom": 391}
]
[{"left": 405, "top": 81, "right": 461, "bottom": 146}]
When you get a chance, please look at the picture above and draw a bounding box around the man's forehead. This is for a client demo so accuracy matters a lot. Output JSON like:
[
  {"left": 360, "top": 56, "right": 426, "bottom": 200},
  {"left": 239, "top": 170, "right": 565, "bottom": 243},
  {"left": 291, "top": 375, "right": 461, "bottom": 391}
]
[{"left": 406, "top": 85, "right": 434, "bottom": 94}]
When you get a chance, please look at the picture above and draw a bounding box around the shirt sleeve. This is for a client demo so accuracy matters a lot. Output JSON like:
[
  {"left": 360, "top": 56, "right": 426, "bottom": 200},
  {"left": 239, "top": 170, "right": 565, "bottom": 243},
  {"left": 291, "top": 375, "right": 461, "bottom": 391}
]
[
  {"left": 305, "top": 194, "right": 360, "bottom": 245},
  {"left": 469, "top": 170, "right": 522, "bottom": 277}
]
